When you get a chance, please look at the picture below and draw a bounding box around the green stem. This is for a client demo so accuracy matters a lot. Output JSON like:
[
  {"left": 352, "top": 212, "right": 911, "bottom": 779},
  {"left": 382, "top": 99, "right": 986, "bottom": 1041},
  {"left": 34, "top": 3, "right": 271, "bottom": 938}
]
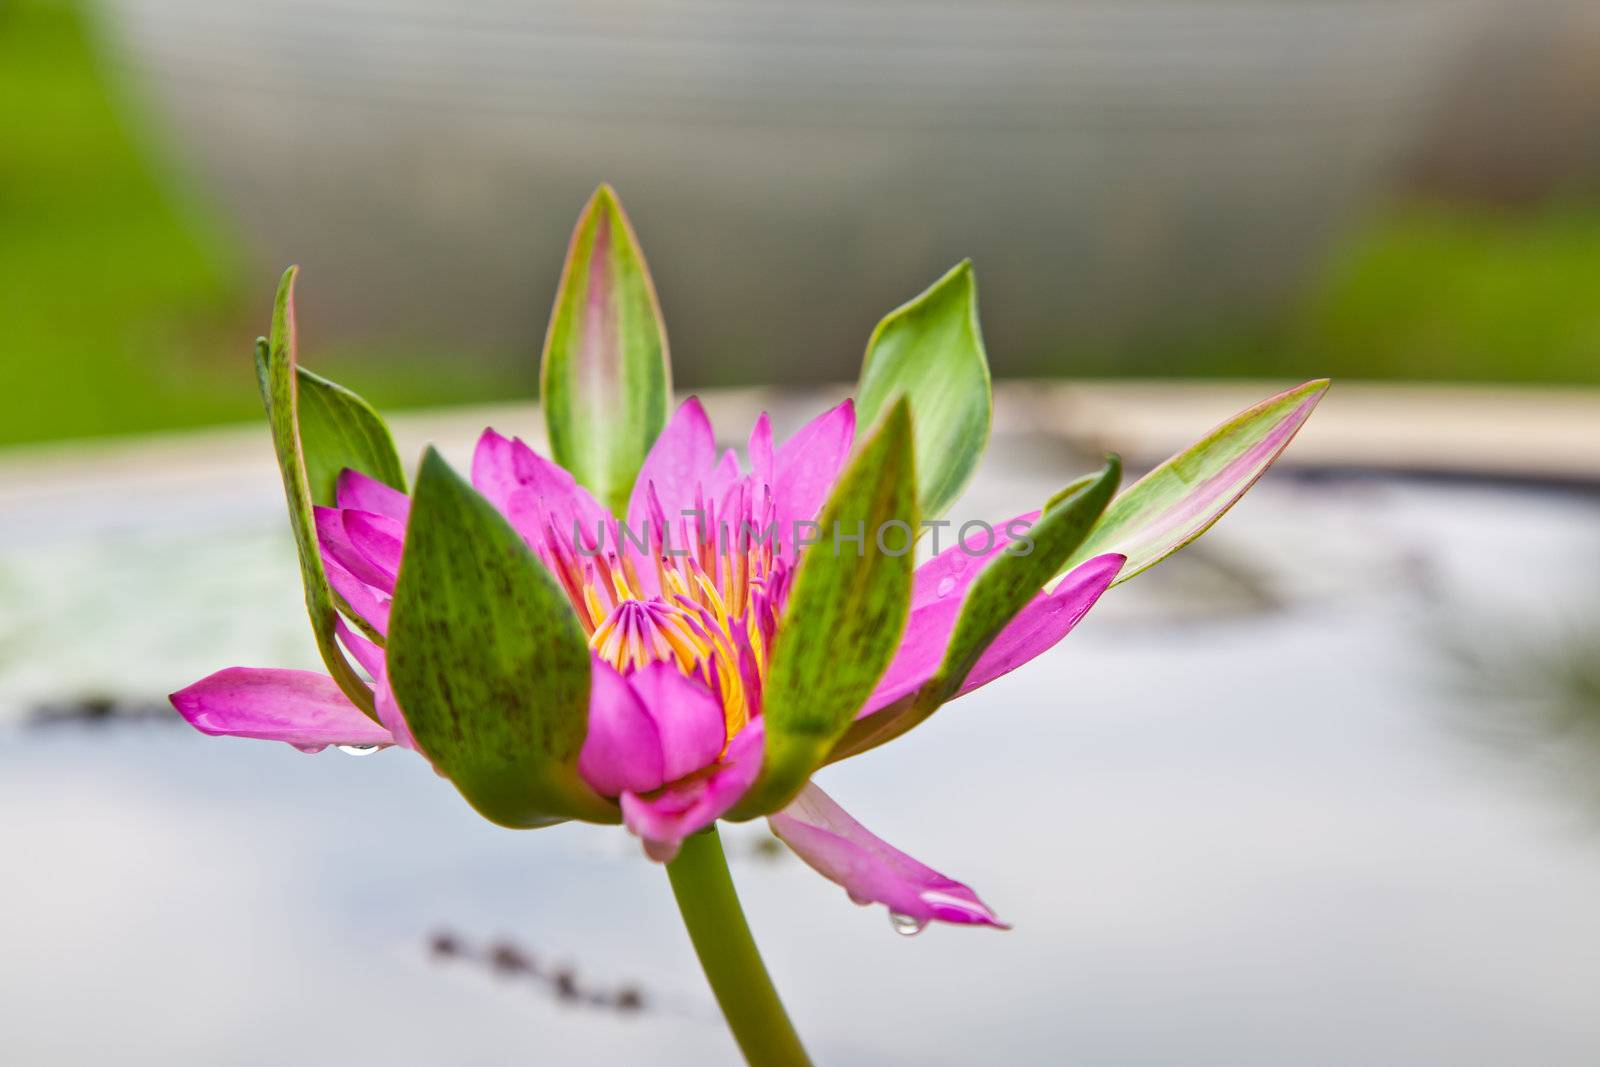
[{"left": 665, "top": 826, "right": 812, "bottom": 1066}]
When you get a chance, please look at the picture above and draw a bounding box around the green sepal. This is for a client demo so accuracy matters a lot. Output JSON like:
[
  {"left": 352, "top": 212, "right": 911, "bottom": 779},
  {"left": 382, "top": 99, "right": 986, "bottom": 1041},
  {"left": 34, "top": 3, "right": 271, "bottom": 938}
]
[
  {"left": 728, "top": 398, "right": 919, "bottom": 818},
  {"left": 295, "top": 366, "right": 405, "bottom": 507},
  {"left": 255, "top": 268, "right": 376, "bottom": 719},
  {"left": 386, "top": 448, "right": 616, "bottom": 829},
  {"left": 1059, "top": 379, "right": 1330, "bottom": 585},
  {"left": 856, "top": 260, "right": 991, "bottom": 526},
  {"left": 541, "top": 184, "right": 671, "bottom": 516}
]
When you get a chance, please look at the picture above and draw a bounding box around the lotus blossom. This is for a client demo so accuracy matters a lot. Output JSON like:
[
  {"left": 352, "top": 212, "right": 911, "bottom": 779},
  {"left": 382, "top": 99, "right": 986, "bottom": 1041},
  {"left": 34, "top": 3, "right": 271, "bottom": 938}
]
[
  {"left": 178, "top": 391, "right": 1112, "bottom": 920},
  {"left": 170, "top": 185, "right": 1325, "bottom": 1063}
]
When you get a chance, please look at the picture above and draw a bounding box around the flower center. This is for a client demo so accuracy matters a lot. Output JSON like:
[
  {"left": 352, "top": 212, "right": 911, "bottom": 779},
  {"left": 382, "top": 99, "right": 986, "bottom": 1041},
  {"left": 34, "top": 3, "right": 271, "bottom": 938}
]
[{"left": 539, "top": 495, "right": 791, "bottom": 740}]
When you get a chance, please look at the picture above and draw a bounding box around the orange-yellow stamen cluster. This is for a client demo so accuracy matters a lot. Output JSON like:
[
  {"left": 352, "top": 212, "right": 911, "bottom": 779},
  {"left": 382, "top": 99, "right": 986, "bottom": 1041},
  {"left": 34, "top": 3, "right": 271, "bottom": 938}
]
[{"left": 545, "top": 505, "right": 789, "bottom": 740}]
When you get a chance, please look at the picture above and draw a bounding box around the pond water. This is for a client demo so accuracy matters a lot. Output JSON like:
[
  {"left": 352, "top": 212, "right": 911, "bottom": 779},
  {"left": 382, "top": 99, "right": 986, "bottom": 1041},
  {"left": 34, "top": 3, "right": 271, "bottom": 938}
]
[{"left": 3, "top": 423, "right": 1600, "bottom": 1065}]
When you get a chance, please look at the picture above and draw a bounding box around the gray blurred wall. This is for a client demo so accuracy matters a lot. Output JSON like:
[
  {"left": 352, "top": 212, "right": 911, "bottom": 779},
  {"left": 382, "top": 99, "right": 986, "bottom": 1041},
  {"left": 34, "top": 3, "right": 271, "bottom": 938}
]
[{"left": 104, "top": 0, "right": 1522, "bottom": 382}]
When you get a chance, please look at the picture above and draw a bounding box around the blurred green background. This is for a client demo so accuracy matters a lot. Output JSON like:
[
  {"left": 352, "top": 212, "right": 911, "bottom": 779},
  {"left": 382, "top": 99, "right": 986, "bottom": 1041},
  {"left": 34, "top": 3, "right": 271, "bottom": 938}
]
[{"left": 4, "top": 0, "right": 1598, "bottom": 447}]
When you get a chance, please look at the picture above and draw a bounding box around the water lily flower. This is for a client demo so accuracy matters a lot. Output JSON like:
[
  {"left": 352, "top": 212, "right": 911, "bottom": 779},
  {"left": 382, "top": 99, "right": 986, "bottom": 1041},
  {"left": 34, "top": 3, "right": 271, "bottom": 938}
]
[{"left": 171, "top": 185, "right": 1326, "bottom": 1065}]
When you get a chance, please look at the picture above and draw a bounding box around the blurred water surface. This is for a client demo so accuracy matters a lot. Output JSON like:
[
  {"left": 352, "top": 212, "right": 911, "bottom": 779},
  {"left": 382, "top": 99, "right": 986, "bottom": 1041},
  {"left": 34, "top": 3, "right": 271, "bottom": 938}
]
[{"left": 3, "top": 409, "right": 1600, "bottom": 1064}]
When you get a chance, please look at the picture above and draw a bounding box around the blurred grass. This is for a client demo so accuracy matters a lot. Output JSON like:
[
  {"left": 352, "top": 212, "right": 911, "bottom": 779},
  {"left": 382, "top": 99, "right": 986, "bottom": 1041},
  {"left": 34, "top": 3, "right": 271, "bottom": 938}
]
[
  {"left": 0, "top": 0, "right": 250, "bottom": 446},
  {"left": 1295, "top": 202, "right": 1600, "bottom": 383},
  {"left": 0, "top": 0, "right": 520, "bottom": 448},
  {"left": 2, "top": 0, "right": 1598, "bottom": 451},
  {"left": 1060, "top": 200, "right": 1600, "bottom": 384}
]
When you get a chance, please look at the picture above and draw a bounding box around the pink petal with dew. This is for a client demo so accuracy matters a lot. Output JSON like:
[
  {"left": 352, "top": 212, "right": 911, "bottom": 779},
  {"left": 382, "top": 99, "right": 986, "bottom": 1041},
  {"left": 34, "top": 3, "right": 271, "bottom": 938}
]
[
  {"left": 620, "top": 721, "right": 765, "bottom": 862},
  {"left": 911, "top": 509, "right": 1038, "bottom": 610},
  {"left": 170, "top": 667, "right": 394, "bottom": 751},
  {"left": 769, "top": 783, "right": 1007, "bottom": 928},
  {"left": 859, "top": 550, "right": 1122, "bottom": 719},
  {"left": 336, "top": 468, "right": 409, "bottom": 522},
  {"left": 860, "top": 510, "right": 1039, "bottom": 717},
  {"left": 626, "top": 397, "right": 719, "bottom": 530},
  {"left": 954, "top": 552, "right": 1123, "bottom": 695},
  {"left": 860, "top": 598, "right": 960, "bottom": 716},
  {"left": 773, "top": 400, "right": 855, "bottom": 558}
]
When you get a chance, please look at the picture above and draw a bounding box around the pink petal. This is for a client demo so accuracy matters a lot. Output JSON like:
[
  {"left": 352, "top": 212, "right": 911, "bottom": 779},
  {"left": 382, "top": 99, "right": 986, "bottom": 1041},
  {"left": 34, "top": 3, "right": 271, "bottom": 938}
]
[
  {"left": 335, "top": 619, "right": 416, "bottom": 751},
  {"left": 859, "top": 549, "right": 1122, "bottom": 719},
  {"left": 620, "top": 721, "right": 765, "bottom": 862},
  {"left": 323, "top": 554, "right": 391, "bottom": 635},
  {"left": 470, "top": 429, "right": 622, "bottom": 603},
  {"left": 578, "top": 661, "right": 727, "bottom": 799},
  {"left": 336, "top": 469, "right": 409, "bottom": 522},
  {"left": 315, "top": 505, "right": 403, "bottom": 595},
  {"left": 748, "top": 412, "right": 774, "bottom": 486},
  {"left": 170, "top": 667, "right": 393, "bottom": 750},
  {"left": 859, "top": 597, "right": 959, "bottom": 716},
  {"left": 470, "top": 428, "right": 525, "bottom": 513},
  {"left": 955, "top": 552, "right": 1123, "bottom": 695},
  {"left": 626, "top": 396, "right": 719, "bottom": 532},
  {"left": 859, "top": 511, "right": 1041, "bottom": 715},
  {"left": 471, "top": 428, "right": 610, "bottom": 551},
  {"left": 578, "top": 659, "right": 666, "bottom": 796},
  {"left": 372, "top": 672, "right": 416, "bottom": 752},
  {"left": 911, "top": 509, "right": 1038, "bottom": 610},
  {"left": 471, "top": 428, "right": 587, "bottom": 517},
  {"left": 773, "top": 400, "right": 854, "bottom": 558},
  {"left": 769, "top": 783, "right": 1006, "bottom": 928},
  {"left": 627, "top": 662, "right": 728, "bottom": 783},
  {"left": 315, "top": 506, "right": 391, "bottom": 591},
  {"left": 334, "top": 617, "right": 385, "bottom": 679},
  {"left": 341, "top": 509, "right": 404, "bottom": 587},
  {"left": 702, "top": 448, "right": 742, "bottom": 514}
]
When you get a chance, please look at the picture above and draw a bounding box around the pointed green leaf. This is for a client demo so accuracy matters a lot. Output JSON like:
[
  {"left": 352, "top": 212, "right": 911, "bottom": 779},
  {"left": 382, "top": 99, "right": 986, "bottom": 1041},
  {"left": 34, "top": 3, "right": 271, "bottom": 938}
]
[
  {"left": 295, "top": 366, "right": 405, "bottom": 507},
  {"left": 386, "top": 449, "right": 616, "bottom": 829},
  {"left": 1044, "top": 471, "right": 1098, "bottom": 512},
  {"left": 255, "top": 268, "right": 375, "bottom": 718},
  {"left": 1061, "top": 379, "right": 1330, "bottom": 585},
  {"left": 541, "top": 184, "right": 671, "bottom": 516},
  {"left": 826, "top": 459, "right": 1120, "bottom": 764},
  {"left": 856, "top": 260, "right": 992, "bottom": 524},
  {"left": 731, "top": 398, "right": 919, "bottom": 818}
]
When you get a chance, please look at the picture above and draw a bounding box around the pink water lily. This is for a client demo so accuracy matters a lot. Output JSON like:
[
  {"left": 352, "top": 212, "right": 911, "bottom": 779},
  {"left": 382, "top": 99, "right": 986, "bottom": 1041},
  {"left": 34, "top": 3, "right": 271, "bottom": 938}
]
[
  {"left": 177, "top": 394, "right": 1120, "bottom": 925},
  {"left": 169, "top": 185, "right": 1325, "bottom": 1065}
]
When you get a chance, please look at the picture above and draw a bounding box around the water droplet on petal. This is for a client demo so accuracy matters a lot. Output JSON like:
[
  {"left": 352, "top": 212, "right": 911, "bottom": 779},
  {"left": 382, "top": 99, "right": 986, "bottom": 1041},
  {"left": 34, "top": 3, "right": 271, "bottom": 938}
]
[
  {"left": 293, "top": 743, "right": 328, "bottom": 755},
  {"left": 889, "top": 912, "right": 927, "bottom": 937},
  {"left": 847, "top": 892, "right": 872, "bottom": 907},
  {"left": 935, "top": 576, "right": 956, "bottom": 599},
  {"left": 337, "top": 744, "right": 381, "bottom": 756}
]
